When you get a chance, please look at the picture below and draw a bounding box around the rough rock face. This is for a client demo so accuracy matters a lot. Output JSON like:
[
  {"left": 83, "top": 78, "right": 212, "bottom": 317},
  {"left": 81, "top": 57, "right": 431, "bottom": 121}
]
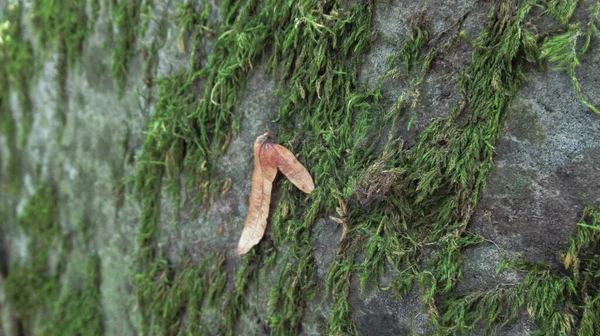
[{"left": 1, "top": 0, "right": 599, "bottom": 335}]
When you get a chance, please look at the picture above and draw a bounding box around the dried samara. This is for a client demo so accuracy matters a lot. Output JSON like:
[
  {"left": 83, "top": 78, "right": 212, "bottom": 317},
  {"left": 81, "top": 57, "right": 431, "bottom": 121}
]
[{"left": 236, "top": 132, "right": 314, "bottom": 255}]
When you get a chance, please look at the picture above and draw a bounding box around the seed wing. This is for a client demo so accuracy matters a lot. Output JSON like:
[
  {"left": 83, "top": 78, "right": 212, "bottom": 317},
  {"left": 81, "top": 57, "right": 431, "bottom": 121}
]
[
  {"left": 273, "top": 144, "right": 314, "bottom": 194},
  {"left": 236, "top": 142, "right": 278, "bottom": 255}
]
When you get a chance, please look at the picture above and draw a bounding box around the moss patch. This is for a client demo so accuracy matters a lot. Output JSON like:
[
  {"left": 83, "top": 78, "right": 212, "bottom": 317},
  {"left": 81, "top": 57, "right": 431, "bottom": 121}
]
[
  {"left": 4, "top": 0, "right": 596, "bottom": 334},
  {"left": 31, "top": 0, "right": 89, "bottom": 65},
  {"left": 4, "top": 184, "right": 60, "bottom": 330},
  {"left": 322, "top": 0, "right": 600, "bottom": 333},
  {"left": 46, "top": 255, "right": 104, "bottom": 336},
  {"left": 325, "top": 0, "right": 540, "bottom": 329},
  {"left": 29, "top": 0, "right": 150, "bottom": 102},
  {"left": 132, "top": 0, "right": 377, "bottom": 333},
  {"left": 438, "top": 204, "right": 600, "bottom": 335},
  {"left": 29, "top": 0, "right": 92, "bottom": 132},
  {"left": 0, "top": 2, "right": 34, "bottom": 193},
  {"left": 134, "top": 252, "right": 228, "bottom": 335},
  {"left": 131, "top": 0, "right": 600, "bottom": 334},
  {"left": 540, "top": 1, "right": 600, "bottom": 114},
  {"left": 4, "top": 184, "right": 104, "bottom": 335},
  {"left": 109, "top": 0, "right": 151, "bottom": 95}
]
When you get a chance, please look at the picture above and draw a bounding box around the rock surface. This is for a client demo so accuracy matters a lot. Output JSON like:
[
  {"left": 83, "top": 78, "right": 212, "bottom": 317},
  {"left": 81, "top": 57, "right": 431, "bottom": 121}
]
[{"left": 1, "top": 0, "right": 599, "bottom": 335}]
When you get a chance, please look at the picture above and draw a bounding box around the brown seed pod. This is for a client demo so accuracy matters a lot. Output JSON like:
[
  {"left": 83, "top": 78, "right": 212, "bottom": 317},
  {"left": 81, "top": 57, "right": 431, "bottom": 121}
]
[{"left": 236, "top": 132, "right": 314, "bottom": 255}]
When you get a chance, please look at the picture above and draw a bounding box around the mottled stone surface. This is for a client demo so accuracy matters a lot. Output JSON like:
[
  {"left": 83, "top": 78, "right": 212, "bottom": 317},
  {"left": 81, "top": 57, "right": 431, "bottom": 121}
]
[
  {"left": 1, "top": 0, "right": 600, "bottom": 335},
  {"left": 469, "top": 66, "right": 600, "bottom": 264},
  {"left": 461, "top": 35, "right": 600, "bottom": 336}
]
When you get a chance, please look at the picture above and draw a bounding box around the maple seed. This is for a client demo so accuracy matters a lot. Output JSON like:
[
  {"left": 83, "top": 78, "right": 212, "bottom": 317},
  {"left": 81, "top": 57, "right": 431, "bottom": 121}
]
[{"left": 236, "top": 132, "right": 315, "bottom": 255}]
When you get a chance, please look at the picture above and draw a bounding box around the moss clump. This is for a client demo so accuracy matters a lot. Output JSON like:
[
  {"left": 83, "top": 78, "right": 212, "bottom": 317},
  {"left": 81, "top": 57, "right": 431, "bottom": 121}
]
[
  {"left": 30, "top": 0, "right": 94, "bottom": 131},
  {"left": 31, "top": 0, "right": 89, "bottom": 65},
  {"left": 438, "top": 204, "right": 600, "bottom": 335},
  {"left": 109, "top": 0, "right": 150, "bottom": 94},
  {"left": 540, "top": 18, "right": 600, "bottom": 114},
  {"left": 324, "top": 0, "right": 594, "bottom": 331},
  {"left": 0, "top": 3, "right": 34, "bottom": 193},
  {"left": 46, "top": 255, "right": 104, "bottom": 336},
  {"left": 133, "top": 0, "right": 376, "bottom": 333},
  {"left": 174, "top": 1, "right": 212, "bottom": 63},
  {"left": 4, "top": 185, "right": 104, "bottom": 335},
  {"left": 323, "top": 0, "right": 600, "bottom": 330},
  {"left": 4, "top": 184, "right": 60, "bottom": 329},
  {"left": 222, "top": 249, "right": 265, "bottom": 335},
  {"left": 134, "top": 252, "right": 227, "bottom": 335},
  {"left": 546, "top": 0, "right": 578, "bottom": 24},
  {"left": 131, "top": 0, "right": 600, "bottom": 334}
]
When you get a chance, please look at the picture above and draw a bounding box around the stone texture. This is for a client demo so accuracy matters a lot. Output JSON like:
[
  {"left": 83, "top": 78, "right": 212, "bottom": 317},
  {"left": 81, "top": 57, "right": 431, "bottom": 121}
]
[
  {"left": 1, "top": 0, "right": 600, "bottom": 335},
  {"left": 461, "top": 31, "right": 600, "bottom": 336}
]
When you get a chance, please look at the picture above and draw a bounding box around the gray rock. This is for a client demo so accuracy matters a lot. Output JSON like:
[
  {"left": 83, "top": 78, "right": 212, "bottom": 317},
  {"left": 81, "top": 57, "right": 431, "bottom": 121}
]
[{"left": 1, "top": 0, "right": 599, "bottom": 335}]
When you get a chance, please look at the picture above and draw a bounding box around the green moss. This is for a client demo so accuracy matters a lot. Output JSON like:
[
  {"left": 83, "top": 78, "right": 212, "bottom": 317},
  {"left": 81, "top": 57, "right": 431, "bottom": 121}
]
[
  {"left": 0, "top": 3, "right": 34, "bottom": 193},
  {"left": 133, "top": 0, "right": 246, "bottom": 250},
  {"left": 318, "top": 2, "right": 515, "bottom": 331},
  {"left": 141, "top": 5, "right": 168, "bottom": 91},
  {"left": 4, "top": 185, "right": 104, "bottom": 335},
  {"left": 90, "top": 0, "right": 101, "bottom": 27},
  {"left": 4, "top": 184, "right": 60, "bottom": 329},
  {"left": 321, "top": 0, "right": 600, "bottom": 331},
  {"left": 540, "top": 1, "right": 600, "bottom": 114},
  {"left": 546, "top": 0, "right": 578, "bottom": 24},
  {"left": 323, "top": 0, "right": 572, "bottom": 332},
  {"left": 0, "top": 0, "right": 591, "bottom": 333},
  {"left": 130, "top": 0, "right": 600, "bottom": 334},
  {"left": 222, "top": 250, "right": 265, "bottom": 335},
  {"left": 380, "top": 16, "right": 467, "bottom": 133},
  {"left": 29, "top": 0, "right": 95, "bottom": 132},
  {"left": 31, "top": 0, "right": 89, "bottom": 65},
  {"left": 438, "top": 204, "right": 600, "bottom": 335},
  {"left": 134, "top": 252, "right": 227, "bottom": 335},
  {"left": 326, "top": 237, "right": 362, "bottom": 334},
  {"left": 133, "top": 0, "right": 376, "bottom": 333},
  {"left": 47, "top": 255, "right": 104, "bottom": 336},
  {"left": 110, "top": 0, "right": 150, "bottom": 95},
  {"left": 261, "top": 1, "right": 376, "bottom": 332},
  {"left": 55, "top": 41, "right": 69, "bottom": 134},
  {"left": 175, "top": 1, "right": 213, "bottom": 64}
]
